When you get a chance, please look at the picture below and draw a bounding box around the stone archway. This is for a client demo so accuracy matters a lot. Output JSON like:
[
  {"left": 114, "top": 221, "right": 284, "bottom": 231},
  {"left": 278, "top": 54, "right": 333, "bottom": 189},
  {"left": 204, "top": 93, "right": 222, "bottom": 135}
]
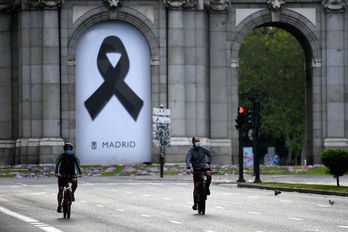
[{"left": 230, "top": 8, "right": 322, "bottom": 164}]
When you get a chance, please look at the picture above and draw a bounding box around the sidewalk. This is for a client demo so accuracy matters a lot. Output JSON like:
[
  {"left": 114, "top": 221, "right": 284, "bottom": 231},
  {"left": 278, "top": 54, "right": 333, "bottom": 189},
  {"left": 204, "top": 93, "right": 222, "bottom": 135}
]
[{"left": 133, "top": 173, "right": 348, "bottom": 186}]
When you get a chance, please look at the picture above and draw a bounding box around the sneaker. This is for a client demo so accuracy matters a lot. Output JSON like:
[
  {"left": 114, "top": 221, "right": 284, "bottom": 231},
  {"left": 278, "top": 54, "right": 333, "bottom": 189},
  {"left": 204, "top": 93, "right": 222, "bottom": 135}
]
[
  {"left": 57, "top": 205, "right": 62, "bottom": 213},
  {"left": 192, "top": 202, "right": 197, "bottom": 211},
  {"left": 72, "top": 193, "right": 75, "bottom": 202}
]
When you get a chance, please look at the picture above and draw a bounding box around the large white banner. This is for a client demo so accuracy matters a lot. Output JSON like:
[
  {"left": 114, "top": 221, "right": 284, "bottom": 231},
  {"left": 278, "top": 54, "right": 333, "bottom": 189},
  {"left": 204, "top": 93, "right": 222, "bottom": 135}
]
[{"left": 76, "top": 22, "right": 151, "bottom": 164}]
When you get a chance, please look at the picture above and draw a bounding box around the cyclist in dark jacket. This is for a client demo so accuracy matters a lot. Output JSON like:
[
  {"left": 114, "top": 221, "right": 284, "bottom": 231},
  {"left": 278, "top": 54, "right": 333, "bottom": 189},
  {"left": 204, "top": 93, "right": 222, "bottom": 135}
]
[
  {"left": 55, "top": 143, "right": 81, "bottom": 213},
  {"left": 186, "top": 136, "right": 213, "bottom": 211}
]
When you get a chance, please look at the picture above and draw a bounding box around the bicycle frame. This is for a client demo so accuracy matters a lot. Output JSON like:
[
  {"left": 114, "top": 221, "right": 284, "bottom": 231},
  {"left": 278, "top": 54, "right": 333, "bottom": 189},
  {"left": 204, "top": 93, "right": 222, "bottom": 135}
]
[
  {"left": 62, "top": 179, "right": 72, "bottom": 219},
  {"left": 193, "top": 171, "right": 208, "bottom": 215}
]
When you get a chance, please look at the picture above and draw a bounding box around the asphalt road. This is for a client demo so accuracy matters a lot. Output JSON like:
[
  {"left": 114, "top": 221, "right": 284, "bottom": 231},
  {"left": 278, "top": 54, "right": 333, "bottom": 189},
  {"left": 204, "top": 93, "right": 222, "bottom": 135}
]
[{"left": 0, "top": 176, "right": 348, "bottom": 232}]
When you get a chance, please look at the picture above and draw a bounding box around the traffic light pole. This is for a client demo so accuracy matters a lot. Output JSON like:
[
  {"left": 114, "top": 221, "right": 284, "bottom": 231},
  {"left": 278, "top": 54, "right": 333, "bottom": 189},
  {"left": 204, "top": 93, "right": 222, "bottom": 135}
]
[
  {"left": 253, "top": 126, "right": 261, "bottom": 183},
  {"left": 237, "top": 128, "right": 245, "bottom": 182},
  {"left": 253, "top": 100, "right": 261, "bottom": 183},
  {"left": 160, "top": 140, "right": 165, "bottom": 178}
]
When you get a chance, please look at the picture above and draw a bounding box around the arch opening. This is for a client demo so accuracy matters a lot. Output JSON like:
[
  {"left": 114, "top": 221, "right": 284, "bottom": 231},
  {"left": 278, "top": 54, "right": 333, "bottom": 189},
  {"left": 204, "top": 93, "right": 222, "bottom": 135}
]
[{"left": 238, "top": 22, "right": 314, "bottom": 165}]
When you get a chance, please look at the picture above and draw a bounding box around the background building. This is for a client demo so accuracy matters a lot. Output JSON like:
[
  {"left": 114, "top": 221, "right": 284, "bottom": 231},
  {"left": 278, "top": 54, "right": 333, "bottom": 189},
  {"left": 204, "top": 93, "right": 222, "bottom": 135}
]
[{"left": 0, "top": 0, "right": 347, "bottom": 165}]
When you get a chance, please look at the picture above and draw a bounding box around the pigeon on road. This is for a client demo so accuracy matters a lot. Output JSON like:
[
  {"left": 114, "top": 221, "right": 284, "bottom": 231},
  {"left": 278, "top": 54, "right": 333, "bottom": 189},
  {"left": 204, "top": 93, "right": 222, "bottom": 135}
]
[{"left": 274, "top": 190, "right": 281, "bottom": 196}]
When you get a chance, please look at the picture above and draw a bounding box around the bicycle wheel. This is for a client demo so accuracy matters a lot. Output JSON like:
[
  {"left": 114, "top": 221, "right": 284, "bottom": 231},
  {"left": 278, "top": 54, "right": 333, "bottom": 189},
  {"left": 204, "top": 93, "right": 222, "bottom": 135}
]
[
  {"left": 67, "top": 203, "right": 71, "bottom": 219},
  {"left": 63, "top": 204, "right": 67, "bottom": 219}
]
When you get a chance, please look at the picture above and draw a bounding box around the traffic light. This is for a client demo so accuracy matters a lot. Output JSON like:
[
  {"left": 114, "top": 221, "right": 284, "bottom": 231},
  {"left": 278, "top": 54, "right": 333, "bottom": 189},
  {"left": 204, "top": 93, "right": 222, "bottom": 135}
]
[
  {"left": 247, "top": 110, "right": 253, "bottom": 126},
  {"left": 235, "top": 106, "right": 246, "bottom": 130}
]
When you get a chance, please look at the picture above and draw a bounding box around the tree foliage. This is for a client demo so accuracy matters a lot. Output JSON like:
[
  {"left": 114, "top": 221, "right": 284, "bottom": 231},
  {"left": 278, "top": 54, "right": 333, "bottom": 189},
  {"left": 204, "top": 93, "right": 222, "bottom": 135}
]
[
  {"left": 239, "top": 27, "right": 305, "bottom": 163},
  {"left": 321, "top": 149, "right": 348, "bottom": 187}
]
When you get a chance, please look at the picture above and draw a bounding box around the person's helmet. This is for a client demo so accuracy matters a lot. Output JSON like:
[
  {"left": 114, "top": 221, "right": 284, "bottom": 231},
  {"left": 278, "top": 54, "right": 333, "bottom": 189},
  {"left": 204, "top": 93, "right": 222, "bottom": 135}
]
[{"left": 64, "top": 143, "right": 73, "bottom": 151}]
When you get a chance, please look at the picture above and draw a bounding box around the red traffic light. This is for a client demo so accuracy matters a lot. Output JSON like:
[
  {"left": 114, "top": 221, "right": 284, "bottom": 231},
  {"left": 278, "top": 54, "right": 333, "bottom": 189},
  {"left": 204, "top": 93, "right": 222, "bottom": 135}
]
[{"left": 238, "top": 107, "right": 245, "bottom": 115}]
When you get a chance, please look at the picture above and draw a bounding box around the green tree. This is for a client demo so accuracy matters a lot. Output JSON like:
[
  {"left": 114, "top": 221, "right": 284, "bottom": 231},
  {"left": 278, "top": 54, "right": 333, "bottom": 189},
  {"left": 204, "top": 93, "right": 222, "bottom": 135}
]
[
  {"left": 239, "top": 27, "right": 305, "bottom": 164},
  {"left": 321, "top": 149, "right": 348, "bottom": 187}
]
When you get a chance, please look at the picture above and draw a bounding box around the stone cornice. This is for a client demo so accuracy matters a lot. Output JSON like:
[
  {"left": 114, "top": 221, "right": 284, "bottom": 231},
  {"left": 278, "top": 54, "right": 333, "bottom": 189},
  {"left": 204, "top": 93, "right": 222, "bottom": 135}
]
[
  {"left": 322, "top": 0, "right": 347, "bottom": 11},
  {"left": 0, "top": 0, "right": 15, "bottom": 11},
  {"left": 206, "top": 0, "right": 231, "bottom": 12},
  {"left": 163, "top": 0, "right": 198, "bottom": 9},
  {"left": 26, "top": 0, "right": 63, "bottom": 9}
]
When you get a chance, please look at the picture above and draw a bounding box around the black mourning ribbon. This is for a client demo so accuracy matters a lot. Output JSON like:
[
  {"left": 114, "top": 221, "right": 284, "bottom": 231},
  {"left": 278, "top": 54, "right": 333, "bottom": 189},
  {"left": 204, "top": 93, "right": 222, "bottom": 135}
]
[{"left": 84, "top": 36, "right": 143, "bottom": 121}]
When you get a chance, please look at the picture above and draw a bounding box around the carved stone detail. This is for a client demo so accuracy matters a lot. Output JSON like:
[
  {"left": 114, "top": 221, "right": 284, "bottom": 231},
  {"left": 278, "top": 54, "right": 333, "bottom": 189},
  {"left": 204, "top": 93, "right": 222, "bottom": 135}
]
[
  {"left": 322, "top": 0, "right": 347, "bottom": 11},
  {"left": 27, "top": 0, "right": 63, "bottom": 8},
  {"left": 207, "top": 0, "right": 230, "bottom": 11},
  {"left": 267, "top": 0, "right": 285, "bottom": 11},
  {"left": 163, "top": 0, "right": 198, "bottom": 9},
  {"left": 104, "top": 0, "right": 120, "bottom": 9},
  {"left": 0, "top": 0, "right": 15, "bottom": 11}
]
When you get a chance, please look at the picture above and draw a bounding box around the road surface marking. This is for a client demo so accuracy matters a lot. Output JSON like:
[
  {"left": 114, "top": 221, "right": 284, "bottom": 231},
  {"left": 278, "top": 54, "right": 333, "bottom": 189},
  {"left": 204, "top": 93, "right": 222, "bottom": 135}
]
[
  {"left": 125, "top": 191, "right": 132, "bottom": 194},
  {"left": 143, "top": 194, "right": 152, "bottom": 197},
  {"left": 248, "top": 196, "right": 259, "bottom": 199},
  {"left": 316, "top": 204, "right": 329, "bottom": 208},
  {"left": 248, "top": 212, "right": 261, "bottom": 215},
  {"left": 0, "top": 205, "right": 63, "bottom": 232},
  {"left": 79, "top": 200, "right": 86, "bottom": 203},
  {"left": 170, "top": 220, "right": 182, "bottom": 224},
  {"left": 96, "top": 204, "right": 104, "bottom": 208},
  {"left": 175, "top": 183, "right": 189, "bottom": 186},
  {"left": 338, "top": 225, "right": 348, "bottom": 229},
  {"left": 215, "top": 206, "right": 224, "bottom": 209},
  {"left": 303, "top": 229, "right": 320, "bottom": 231},
  {"left": 79, "top": 181, "right": 93, "bottom": 185},
  {"left": 34, "top": 224, "right": 48, "bottom": 227},
  {"left": 205, "top": 230, "right": 216, "bottom": 232},
  {"left": 279, "top": 200, "right": 292, "bottom": 203},
  {"left": 288, "top": 217, "right": 303, "bottom": 221},
  {"left": 162, "top": 197, "right": 172, "bottom": 200},
  {"left": 141, "top": 214, "right": 151, "bottom": 218},
  {"left": 116, "top": 209, "right": 126, "bottom": 212}
]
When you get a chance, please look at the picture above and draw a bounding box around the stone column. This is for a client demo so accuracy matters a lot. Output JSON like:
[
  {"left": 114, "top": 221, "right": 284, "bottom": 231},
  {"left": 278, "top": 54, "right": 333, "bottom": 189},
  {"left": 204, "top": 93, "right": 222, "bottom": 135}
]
[
  {"left": 0, "top": 12, "right": 15, "bottom": 164},
  {"left": 184, "top": 10, "right": 208, "bottom": 137},
  {"left": 40, "top": 7, "right": 64, "bottom": 163},
  {"left": 323, "top": 2, "right": 348, "bottom": 148},
  {"left": 168, "top": 9, "right": 186, "bottom": 136}
]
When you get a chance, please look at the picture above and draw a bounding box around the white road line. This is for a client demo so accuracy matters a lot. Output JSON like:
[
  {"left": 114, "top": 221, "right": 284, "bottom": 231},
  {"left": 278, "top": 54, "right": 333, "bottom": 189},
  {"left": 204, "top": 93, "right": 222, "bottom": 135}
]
[
  {"left": 279, "top": 200, "right": 292, "bottom": 203},
  {"left": 303, "top": 229, "right": 320, "bottom": 231},
  {"left": 125, "top": 191, "right": 132, "bottom": 194},
  {"left": 215, "top": 206, "right": 224, "bottom": 209},
  {"left": 169, "top": 220, "right": 182, "bottom": 224},
  {"left": 116, "top": 209, "right": 126, "bottom": 212},
  {"left": 79, "top": 200, "right": 86, "bottom": 203},
  {"left": 79, "top": 181, "right": 93, "bottom": 186},
  {"left": 141, "top": 214, "right": 151, "bottom": 218},
  {"left": 288, "top": 217, "right": 303, "bottom": 221},
  {"left": 162, "top": 197, "right": 172, "bottom": 200},
  {"left": 248, "top": 212, "right": 261, "bottom": 215},
  {"left": 34, "top": 224, "right": 48, "bottom": 227},
  {"left": 96, "top": 204, "right": 104, "bottom": 208},
  {"left": 248, "top": 196, "right": 259, "bottom": 199},
  {"left": 0, "top": 205, "right": 63, "bottom": 232},
  {"left": 338, "top": 225, "right": 348, "bottom": 229},
  {"left": 205, "top": 230, "right": 216, "bottom": 232},
  {"left": 143, "top": 194, "right": 151, "bottom": 197},
  {"left": 316, "top": 205, "right": 329, "bottom": 208}
]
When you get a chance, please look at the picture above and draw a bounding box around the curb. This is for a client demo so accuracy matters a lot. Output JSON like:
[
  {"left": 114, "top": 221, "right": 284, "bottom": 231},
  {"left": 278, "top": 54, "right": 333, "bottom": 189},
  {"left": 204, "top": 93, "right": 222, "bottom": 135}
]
[{"left": 236, "top": 183, "right": 348, "bottom": 197}]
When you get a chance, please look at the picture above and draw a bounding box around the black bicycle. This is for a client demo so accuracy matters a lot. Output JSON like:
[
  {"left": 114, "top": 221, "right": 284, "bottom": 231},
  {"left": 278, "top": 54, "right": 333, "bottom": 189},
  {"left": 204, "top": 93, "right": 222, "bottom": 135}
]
[
  {"left": 194, "top": 171, "right": 208, "bottom": 215},
  {"left": 62, "top": 179, "right": 73, "bottom": 219}
]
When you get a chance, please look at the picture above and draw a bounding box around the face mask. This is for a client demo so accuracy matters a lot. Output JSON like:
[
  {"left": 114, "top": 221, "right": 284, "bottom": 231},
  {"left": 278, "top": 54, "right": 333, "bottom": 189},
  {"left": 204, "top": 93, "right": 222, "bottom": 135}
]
[
  {"left": 194, "top": 142, "right": 201, "bottom": 148},
  {"left": 65, "top": 150, "right": 72, "bottom": 155}
]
